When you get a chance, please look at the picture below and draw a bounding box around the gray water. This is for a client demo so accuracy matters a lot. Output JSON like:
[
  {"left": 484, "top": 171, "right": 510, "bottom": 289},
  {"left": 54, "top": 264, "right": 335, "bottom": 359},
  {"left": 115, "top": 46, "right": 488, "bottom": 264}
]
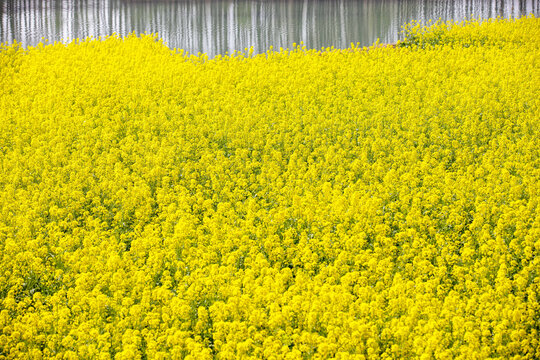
[{"left": 1, "top": 0, "right": 538, "bottom": 57}]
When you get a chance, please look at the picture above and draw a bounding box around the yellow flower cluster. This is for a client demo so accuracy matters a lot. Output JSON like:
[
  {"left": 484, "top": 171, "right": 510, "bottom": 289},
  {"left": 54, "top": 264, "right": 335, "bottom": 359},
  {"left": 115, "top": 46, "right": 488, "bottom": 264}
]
[{"left": 1, "top": 16, "right": 539, "bottom": 359}]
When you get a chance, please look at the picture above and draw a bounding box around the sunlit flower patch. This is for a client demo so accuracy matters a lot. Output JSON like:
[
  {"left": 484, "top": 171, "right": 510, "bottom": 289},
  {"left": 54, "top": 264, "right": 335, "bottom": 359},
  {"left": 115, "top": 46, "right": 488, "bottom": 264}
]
[{"left": 0, "top": 15, "right": 538, "bottom": 359}]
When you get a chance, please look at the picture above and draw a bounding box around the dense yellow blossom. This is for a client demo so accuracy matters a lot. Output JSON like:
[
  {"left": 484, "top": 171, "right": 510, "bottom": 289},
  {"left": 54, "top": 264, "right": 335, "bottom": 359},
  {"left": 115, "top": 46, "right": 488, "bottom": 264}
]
[{"left": 1, "top": 16, "right": 539, "bottom": 359}]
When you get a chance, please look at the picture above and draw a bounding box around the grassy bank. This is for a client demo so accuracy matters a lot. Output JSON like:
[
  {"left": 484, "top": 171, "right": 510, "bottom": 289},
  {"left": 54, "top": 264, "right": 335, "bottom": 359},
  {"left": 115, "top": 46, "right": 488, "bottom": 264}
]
[{"left": 0, "top": 16, "right": 539, "bottom": 359}]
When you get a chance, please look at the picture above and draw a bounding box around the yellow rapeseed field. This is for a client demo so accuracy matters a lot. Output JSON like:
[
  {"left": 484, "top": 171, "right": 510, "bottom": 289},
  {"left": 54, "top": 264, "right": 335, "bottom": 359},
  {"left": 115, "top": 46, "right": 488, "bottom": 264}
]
[{"left": 0, "top": 16, "right": 539, "bottom": 359}]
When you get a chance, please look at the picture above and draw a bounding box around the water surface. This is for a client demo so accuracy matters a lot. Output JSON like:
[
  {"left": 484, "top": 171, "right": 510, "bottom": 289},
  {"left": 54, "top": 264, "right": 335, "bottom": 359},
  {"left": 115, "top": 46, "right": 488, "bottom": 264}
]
[{"left": 1, "top": 0, "right": 538, "bottom": 57}]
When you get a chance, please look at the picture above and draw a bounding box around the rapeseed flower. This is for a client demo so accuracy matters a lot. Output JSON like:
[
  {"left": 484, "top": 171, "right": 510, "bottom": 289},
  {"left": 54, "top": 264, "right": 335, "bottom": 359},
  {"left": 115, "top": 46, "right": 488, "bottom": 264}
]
[{"left": 0, "top": 15, "right": 539, "bottom": 359}]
